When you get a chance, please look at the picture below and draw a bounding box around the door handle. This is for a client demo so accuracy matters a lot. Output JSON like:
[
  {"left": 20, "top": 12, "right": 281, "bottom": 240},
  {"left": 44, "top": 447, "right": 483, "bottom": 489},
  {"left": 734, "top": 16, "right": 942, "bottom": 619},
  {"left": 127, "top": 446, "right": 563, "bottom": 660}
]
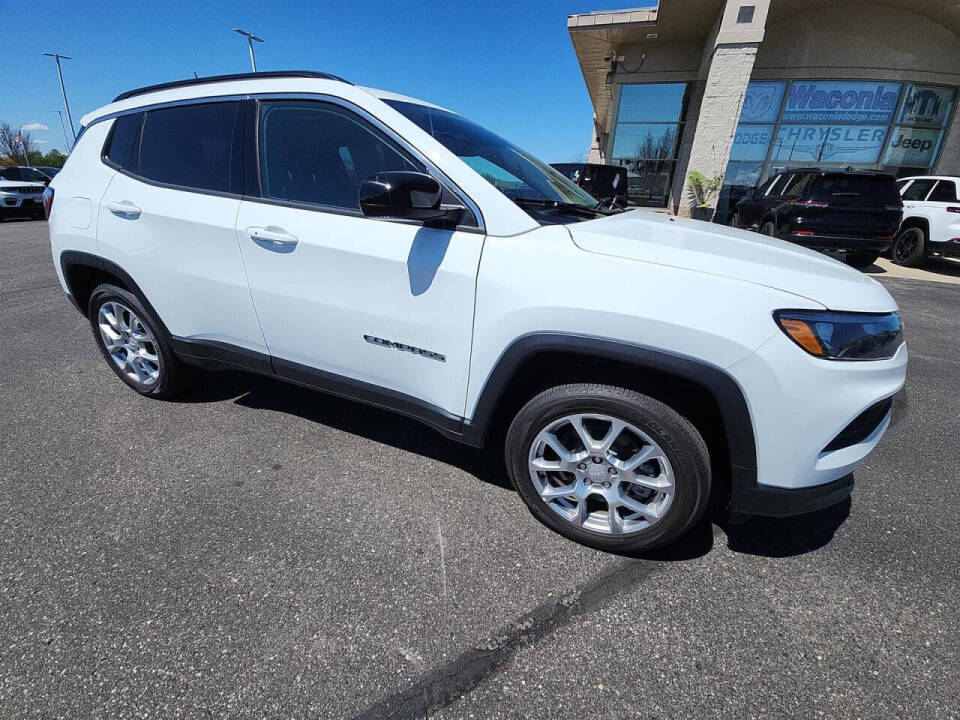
[
  {"left": 106, "top": 200, "right": 142, "bottom": 218},
  {"left": 247, "top": 226, "right": 299, "bottom": 250}
]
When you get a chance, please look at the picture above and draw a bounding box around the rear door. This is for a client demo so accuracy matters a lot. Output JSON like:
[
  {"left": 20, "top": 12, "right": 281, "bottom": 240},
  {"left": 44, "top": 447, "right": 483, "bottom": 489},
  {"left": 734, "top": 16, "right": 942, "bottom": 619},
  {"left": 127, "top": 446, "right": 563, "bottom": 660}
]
[
  {"left": 804, "top": 174, "right": 902, "bottom": 238},
  {"left": 235, "top": 98, "right": 485, "bottom": 420},
  {"left": 97, "top": 102, "right": 267, "bottom": 355},
  {"left": 923, "top": 180, "right": 960, "bottom": 244}
]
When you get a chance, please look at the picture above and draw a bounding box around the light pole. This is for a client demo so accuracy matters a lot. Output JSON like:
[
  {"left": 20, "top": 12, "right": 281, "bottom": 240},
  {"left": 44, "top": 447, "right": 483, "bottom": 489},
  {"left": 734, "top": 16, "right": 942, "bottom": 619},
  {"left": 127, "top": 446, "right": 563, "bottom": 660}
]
[
  {"left": 54, "top": 110, "right": 71, "bottom": 153},
  {"left": 233, "top": 28, "right": 263, "bottom": 72},
  {"left": 43, "top": 52, "right": 77, "bottom": 148}
]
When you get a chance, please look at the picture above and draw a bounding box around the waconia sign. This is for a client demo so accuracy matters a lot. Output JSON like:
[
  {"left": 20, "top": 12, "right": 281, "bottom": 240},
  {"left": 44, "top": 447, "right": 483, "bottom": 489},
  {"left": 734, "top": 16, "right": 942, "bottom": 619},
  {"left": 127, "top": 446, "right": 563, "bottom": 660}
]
[{"left": 782, "top": 81, "right": 901, "bottom": 123}]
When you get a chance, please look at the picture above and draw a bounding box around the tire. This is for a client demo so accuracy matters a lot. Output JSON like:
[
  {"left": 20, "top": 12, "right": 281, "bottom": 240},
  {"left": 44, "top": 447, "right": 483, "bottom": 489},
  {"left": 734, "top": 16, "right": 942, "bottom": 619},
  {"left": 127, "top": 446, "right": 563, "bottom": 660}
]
[
  {"left": 505, "top": 384, "right": 711, "bottom": 553},
  {"left": 730, "top": 211, "right": 744, "bottom": 229},
  {"left": 759, "top": 220, "right": 776, "bottom": 237},
  {"left": 88, "top": 283, "right": 191, "bottom": 398},
  {"left": 844, "top": 251, "right": 880, "bottom": 269},
  {"left": 890, "top": 227, "right": 925, "bottom": 267}
]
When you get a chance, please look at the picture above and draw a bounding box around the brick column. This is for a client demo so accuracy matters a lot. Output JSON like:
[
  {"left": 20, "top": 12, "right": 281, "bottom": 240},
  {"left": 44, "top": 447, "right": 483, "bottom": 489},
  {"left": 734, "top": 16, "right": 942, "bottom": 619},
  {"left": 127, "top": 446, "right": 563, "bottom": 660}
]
[
  {"left": 675, "top": 43, "right": 759, "bottom": 217},
  {"left": 673, "top": 0, "right": 769, "bottom": 217}
]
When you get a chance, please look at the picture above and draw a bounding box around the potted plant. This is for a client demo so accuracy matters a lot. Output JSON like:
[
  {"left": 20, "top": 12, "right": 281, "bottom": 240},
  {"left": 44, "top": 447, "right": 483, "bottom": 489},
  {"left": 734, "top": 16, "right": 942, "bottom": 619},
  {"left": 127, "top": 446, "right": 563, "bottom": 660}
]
[{"left": 687, "top": 170, "right": 724, "bottom": 222}]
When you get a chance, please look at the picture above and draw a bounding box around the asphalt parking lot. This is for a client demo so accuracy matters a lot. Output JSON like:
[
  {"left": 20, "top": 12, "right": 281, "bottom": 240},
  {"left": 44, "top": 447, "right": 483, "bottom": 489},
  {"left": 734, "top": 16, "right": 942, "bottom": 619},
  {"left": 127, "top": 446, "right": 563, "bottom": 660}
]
[{"left": 1, "top": 219, "right": 958, "bottom": 719}]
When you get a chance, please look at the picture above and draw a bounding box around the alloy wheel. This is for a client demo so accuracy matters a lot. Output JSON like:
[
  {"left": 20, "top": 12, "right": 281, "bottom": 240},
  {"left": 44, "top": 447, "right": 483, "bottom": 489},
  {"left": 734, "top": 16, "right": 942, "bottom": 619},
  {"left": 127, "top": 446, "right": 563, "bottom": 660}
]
[
  {"left": 97, "top": 301, "right": 161, "bottom": 387},
  {"left": 527, "top": 413, "right": 675, "bottom": 535}
]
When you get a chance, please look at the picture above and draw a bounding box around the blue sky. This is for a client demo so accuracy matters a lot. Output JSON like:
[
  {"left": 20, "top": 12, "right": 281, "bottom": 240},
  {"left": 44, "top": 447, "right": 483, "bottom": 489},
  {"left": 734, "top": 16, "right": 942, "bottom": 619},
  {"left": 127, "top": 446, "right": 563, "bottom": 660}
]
[{"left": 3, "top": 0, "right": 655, "bottom": 161}]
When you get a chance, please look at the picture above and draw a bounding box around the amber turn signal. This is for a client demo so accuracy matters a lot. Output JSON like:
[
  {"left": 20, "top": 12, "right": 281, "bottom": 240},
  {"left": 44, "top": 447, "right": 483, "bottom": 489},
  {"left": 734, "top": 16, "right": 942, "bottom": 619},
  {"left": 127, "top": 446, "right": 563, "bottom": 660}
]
[{"left": 776, "top": 317, "right": 826, "bottom": 356}]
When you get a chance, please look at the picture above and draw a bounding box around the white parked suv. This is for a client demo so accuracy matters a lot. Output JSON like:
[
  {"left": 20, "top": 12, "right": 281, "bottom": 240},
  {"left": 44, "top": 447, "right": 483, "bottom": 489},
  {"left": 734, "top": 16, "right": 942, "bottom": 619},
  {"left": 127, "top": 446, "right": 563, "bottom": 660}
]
[
  {"left": 0, "top": 178, "right": 46, "bottom": 220},
  {"left": 893, "top": 175, "right": 960, "bottom": 266},
  {"left": 46, "top": 72, "right": 907, "bottom": 551}
]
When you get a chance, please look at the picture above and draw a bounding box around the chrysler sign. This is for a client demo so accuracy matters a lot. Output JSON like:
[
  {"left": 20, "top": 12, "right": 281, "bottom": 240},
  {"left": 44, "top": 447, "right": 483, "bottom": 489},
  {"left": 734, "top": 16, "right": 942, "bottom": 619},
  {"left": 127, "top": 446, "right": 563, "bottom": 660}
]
[{"left": 783, "top": 81, "right": 901, "bottom": 123}]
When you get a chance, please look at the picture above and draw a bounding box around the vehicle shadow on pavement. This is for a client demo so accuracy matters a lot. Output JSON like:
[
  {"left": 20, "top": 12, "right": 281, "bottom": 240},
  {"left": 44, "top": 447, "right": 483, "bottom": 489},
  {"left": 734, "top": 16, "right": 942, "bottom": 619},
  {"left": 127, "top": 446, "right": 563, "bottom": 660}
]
[
  {"left": 718, "top": 498, "right": 851, "bottom": 558},
  {"left": 175, "top": 369, "right": 513, "bottom": 491},
  {"left": 176, "top": 369, "right": 851, "bottom": 560}
]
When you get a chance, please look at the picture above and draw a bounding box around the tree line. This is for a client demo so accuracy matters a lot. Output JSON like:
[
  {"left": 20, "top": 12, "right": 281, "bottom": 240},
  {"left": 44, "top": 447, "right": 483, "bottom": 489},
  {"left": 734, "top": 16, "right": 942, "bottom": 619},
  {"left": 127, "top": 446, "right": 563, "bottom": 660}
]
[{"left": 0, "top": 123, "right": 68, "bottom": 168}]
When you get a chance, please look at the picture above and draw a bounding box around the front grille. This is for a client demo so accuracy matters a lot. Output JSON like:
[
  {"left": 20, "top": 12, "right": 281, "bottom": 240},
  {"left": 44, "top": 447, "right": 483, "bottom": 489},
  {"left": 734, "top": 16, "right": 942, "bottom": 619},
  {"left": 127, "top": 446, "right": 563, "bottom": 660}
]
[
  {"left": 823, "top": 397, "right": 893, "bottom": 452},
  {"left": 11, "top": 186, "right": 42, "bottom": 195}
]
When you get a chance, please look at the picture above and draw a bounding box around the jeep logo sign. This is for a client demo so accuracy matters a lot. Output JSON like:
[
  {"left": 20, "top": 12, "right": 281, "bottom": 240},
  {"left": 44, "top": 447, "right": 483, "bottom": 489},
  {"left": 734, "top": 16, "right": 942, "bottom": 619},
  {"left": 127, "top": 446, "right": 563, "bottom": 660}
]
[
  {"left": 883, "top": 127, "right": 942, "bottom": 166},
  {"left": 782, "top": 81, "right": 901, "bottom": 123}
]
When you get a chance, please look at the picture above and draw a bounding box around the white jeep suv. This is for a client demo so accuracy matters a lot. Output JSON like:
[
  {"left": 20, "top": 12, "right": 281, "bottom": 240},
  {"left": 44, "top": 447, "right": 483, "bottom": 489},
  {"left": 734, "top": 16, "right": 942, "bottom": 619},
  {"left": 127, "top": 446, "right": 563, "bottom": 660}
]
[
  {"left": 893, "top": 175, "right": 960, "bottom": 266},
  {"left": 46, "top": 72, "right": 907, "bottom": 551}
]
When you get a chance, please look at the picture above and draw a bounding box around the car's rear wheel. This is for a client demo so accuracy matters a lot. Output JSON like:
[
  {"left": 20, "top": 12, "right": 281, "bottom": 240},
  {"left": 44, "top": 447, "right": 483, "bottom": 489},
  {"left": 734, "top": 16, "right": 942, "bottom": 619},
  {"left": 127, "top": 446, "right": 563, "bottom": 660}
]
[
  {"left": 88, "top": 284, "right": 191, "bottom": 398},
  {"left": 891, "top": 227, "right": 926, "bottom": 267},
  {"left": 845, "top": 251, "right": 879, "bottom": 269},
  {"left": 759, "top": 220, "right": 776, "bottom": 237},
  {"left": 505, "top": 384, "right": 711, "bottom": 552}
]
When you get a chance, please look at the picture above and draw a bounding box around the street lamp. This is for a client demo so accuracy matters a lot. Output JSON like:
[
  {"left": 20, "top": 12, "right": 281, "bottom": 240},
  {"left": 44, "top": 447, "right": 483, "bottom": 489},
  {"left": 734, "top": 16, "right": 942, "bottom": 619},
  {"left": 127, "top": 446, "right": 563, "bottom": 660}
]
[
  {"left": 54, "top": 110, "right": 71, "bottom": 153},
  {"left": 43, "top": 52, "right": 77, "bottom": 148},
  {"left": 233, "top": 28, "right": 264, "bottom": 72}
]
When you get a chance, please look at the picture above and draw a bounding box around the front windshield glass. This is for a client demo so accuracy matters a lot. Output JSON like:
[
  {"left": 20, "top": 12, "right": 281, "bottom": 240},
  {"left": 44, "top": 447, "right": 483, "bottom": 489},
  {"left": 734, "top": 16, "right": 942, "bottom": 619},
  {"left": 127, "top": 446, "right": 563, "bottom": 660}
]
[{"left": 386, "top": 100, "right": 598, "bottom": 210}]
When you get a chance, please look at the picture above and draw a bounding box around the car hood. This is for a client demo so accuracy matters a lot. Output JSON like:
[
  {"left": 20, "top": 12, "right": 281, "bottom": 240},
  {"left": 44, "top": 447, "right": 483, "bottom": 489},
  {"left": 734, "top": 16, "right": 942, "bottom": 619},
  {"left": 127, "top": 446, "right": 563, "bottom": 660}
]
[
  {"left": 568, "top": 210, "right": 897, "bottom": 312},
  {"left": 0, "top": 180, "right": 45, "bottom": 189}
]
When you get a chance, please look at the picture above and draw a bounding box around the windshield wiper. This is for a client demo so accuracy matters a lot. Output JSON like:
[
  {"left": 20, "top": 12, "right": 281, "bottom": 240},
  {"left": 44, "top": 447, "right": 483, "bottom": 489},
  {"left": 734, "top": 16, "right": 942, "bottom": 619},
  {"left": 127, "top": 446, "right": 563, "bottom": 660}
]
[{"left": 511, "top": 197, "right": 607, "bottom": 217}]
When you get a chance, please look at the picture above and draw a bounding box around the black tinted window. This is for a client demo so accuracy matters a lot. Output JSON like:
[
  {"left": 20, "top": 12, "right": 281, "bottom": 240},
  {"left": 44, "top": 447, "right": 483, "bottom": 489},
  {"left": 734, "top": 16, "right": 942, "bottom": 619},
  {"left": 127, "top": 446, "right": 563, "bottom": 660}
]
[
  {"left": 927, "top": 180, "right": 958, "bottom": 203},
  {"left": 138, "top": 102, "right": 240, "bottom": 193},
  {"left": 810, "top": 174, "right": 900, "bottom": 203},
  {"left": 258, "top": 101, "right": 421, "bottom": 210},
  {"left": 901, "top": 178, "right": 936, "bottom": 201},
  {"left": 781, "top": 174, "right": 809, "bottom": 199},
  {"left": 104, "top": 113, "right": 141, "bottom": 171},
  {"left": 0, "top": 167, "right": 21, "bottom": 180}
]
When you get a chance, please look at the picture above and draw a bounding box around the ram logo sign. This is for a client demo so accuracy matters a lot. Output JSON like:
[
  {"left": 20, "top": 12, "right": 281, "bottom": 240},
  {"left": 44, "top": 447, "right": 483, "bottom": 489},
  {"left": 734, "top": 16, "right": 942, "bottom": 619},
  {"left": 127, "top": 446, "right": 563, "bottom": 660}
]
[
  {"left": 782, "top": 81, "right": 901, "bottom": 123},
  {"left": 898, "top": 84, "right": 953, "bottom": 126}
]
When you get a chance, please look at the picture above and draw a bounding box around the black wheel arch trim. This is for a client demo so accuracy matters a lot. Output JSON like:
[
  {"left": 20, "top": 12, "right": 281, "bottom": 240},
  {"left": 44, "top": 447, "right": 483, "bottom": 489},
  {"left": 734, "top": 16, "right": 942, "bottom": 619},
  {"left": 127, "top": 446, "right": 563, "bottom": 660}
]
[
  {"left": 59, "top": 250, "right": 173, "bottom": 338},
  {"left": 460, "top": 332, "right": 758, "bottom": 473}
]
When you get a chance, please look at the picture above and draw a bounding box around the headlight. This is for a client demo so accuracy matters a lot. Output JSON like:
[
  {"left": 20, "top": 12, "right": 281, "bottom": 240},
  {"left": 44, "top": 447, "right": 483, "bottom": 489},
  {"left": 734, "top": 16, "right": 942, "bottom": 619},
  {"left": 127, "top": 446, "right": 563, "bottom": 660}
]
[{"left": 774, "top": 310, "right": 903, "bottom": 360}]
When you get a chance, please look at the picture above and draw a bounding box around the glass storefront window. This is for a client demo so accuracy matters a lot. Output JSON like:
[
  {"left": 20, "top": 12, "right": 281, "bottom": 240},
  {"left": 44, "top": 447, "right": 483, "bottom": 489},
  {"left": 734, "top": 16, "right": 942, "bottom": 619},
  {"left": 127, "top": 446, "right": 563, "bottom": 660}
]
[
  {"left": 771, "top": 125, "right": 888, "bottom": 163},
  {"left": 713, "top": 79, "right": 958, "bottom": 223},
  {"left": 609, "top": 83, "right": 688, "bottom": 207}
]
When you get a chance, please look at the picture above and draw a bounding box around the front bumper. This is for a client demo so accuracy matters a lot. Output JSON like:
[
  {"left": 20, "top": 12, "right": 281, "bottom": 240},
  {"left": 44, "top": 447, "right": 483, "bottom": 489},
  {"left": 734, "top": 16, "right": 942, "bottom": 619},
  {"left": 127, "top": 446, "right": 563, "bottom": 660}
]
[
  {"left": 725, "top": 328, "right": 906, "bottom": 515},
  {"left": 786, "top": 232, "right": 892, "bottom": 253},
  {"left": 0, "top": 194, "right": 44, "bottom": 216}
]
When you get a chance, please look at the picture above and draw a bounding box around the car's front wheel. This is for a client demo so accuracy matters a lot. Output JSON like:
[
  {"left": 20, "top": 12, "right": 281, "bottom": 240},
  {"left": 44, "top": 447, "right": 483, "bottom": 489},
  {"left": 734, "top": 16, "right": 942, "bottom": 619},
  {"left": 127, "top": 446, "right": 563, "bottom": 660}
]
[
  {"left": 505, "top": 384, "right": 711, "bottom": 552},
  {"left": 88, "top": 283, "right": 190, "bottom": 398}
]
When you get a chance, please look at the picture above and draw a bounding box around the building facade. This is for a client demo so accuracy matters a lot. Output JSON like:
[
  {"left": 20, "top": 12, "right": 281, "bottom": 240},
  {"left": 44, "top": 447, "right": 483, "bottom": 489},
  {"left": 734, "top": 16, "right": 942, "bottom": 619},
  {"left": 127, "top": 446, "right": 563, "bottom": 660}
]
[{"left": 568, "top": 0, "right": 960, "bottom": 219}]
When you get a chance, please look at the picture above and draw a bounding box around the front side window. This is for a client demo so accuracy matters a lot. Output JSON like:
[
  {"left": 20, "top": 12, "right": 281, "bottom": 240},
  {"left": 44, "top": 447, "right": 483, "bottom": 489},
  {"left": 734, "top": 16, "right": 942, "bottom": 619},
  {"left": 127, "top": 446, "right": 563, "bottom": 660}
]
[
  {"left": 258, "top": 100, "right": 423, "bottom": 211},
  {"left": 386, "top": 99, "right": 597, "bottom": 219},
  {"left": 138, "top": 102, "right": 240, "bottom": 193}
]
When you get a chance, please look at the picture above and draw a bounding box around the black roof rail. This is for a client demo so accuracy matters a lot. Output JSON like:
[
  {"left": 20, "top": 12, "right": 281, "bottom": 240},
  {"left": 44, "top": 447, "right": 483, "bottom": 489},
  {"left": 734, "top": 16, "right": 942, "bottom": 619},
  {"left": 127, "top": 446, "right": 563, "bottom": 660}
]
[{"left": 113, "top": 70, "right": 351, "bottom": 103}]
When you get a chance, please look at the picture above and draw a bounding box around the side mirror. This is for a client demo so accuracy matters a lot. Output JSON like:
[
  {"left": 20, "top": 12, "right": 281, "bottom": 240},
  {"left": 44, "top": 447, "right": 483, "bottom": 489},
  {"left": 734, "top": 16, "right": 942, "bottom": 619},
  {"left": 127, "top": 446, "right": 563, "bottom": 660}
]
[{"left": 359, "top": 171, "right": 464, "bottom": 226}]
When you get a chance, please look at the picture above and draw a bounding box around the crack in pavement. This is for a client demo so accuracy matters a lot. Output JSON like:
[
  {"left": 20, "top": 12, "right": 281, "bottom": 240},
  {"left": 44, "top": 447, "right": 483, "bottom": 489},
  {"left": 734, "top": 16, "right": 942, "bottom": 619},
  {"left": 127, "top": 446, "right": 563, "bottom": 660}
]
[{"left": 352, "top": 525, "right": 720, "bottom": 720}]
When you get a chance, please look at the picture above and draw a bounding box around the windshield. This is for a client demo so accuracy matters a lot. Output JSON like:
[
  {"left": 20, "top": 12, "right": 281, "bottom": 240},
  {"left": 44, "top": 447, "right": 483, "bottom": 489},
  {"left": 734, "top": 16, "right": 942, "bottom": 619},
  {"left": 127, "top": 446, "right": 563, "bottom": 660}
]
[{"left": 385, "top": 100, "right": 599, "bottom": 214}]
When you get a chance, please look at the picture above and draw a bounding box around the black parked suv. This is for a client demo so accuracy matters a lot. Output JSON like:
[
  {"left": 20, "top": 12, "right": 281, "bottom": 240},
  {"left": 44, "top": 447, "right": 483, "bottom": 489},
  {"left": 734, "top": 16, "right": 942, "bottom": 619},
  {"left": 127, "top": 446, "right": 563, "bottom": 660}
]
[
  {"left": 730, "top": 169, "right": 903, "bottom": 268},
  {"left": 551, "top": 163, "right": 629, "bottom": 209}
]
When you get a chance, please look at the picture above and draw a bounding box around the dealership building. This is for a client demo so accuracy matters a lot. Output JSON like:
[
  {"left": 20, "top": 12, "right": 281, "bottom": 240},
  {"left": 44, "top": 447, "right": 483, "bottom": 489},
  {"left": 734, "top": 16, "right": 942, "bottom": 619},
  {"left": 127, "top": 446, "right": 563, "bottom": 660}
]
[{"left": 567, "top": 0, "right": 960, "bottom": 219}]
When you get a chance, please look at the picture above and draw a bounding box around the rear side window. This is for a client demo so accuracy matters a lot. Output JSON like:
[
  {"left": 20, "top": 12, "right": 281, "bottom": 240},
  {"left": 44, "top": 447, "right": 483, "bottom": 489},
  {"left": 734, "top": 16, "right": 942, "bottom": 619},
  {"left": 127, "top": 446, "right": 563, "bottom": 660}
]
[
  {"left": 138, "top": 102, "right": 241, "bottom": 193},
  {"left": 927, "top": 180, "right": 958, "bottom": 203},
  {"left": 810, "top": 174, "right": 900, "bottom": 203},
  {"left": 257, "top": 100, "right": 422, "bottom": 210},
  {"left": 901, "top": 178, "right": 936, "bottom": 201},
  {"left": 104, "top": 113, "right": 142, "bottom": 171},
  {"left": 762, "top": 175, "right": 783, "bottom": 196},
  {"left": 781, "top": 174, "right": 810, "bottom": 199}
]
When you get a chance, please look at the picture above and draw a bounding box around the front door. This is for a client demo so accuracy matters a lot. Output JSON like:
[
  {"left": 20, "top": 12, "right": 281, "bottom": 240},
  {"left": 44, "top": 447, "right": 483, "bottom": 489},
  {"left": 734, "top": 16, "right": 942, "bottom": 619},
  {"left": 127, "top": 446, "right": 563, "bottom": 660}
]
[{"left": 236, "top": 99, "right": 484, "bottom": 419}]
